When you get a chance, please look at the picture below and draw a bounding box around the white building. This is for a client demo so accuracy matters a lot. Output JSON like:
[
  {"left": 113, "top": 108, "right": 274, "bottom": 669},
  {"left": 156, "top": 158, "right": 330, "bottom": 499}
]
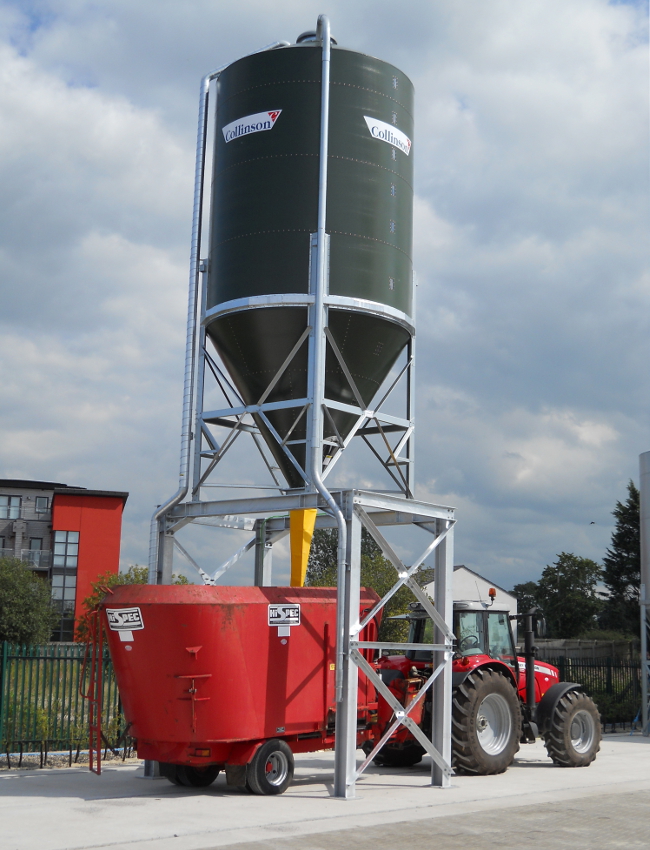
[{"left": 423, "top": 564, "right": 518, "bottom": 617}]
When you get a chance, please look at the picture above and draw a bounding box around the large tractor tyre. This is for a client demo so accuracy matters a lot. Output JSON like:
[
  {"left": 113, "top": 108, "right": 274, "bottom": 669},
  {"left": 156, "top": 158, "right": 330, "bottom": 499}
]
[
  {"left": 452, "top": 668, "right": 522, "bottom": 775},
  {"left": 374, "top": 744, "right": 424, "bottom": 768},
  {"left": 247, "top": 739, "right": 294, "bottom": 796},
  {"left": 543, "top": 690, "right": 601, "bottom": 767}
]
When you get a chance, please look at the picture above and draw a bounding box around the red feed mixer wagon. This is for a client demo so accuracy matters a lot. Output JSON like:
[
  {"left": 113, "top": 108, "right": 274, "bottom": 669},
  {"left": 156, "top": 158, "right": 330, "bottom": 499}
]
[
  {"left": 99, "top": 584, "right": 601, "bottom": 794},
  {"left": 101, "top": 584, "right": 381, "bottom": 794}
]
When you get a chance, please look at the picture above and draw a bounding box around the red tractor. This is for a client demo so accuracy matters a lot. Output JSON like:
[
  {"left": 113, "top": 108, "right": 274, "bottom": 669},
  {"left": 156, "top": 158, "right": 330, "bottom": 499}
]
[{"left": 370, "top": 600, "right": 601, "bottom": 774}]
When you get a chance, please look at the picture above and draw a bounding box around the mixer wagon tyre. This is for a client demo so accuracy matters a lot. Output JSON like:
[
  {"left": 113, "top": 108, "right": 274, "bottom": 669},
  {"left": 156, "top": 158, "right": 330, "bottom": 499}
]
[
  {"left": 543, "top": 690, "right": 601, "bottom": 767},
  {"left": 247, "top": 740, "right": 294, "bottom": 795},
  {"left": 176, "top": 764, "right": 221, "bottom": 787},
  {"left": 452, "top": 668, "right": 521, "bottom": 775},
  {"left": 158, "top": 762, "right": 184, "bottom": 785}
]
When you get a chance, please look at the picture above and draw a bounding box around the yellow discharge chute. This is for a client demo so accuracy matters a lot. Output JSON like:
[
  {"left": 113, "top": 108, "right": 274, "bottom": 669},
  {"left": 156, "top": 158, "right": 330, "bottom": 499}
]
[{"left": 289, "top": 509, "right": 318, "bottom": 587}]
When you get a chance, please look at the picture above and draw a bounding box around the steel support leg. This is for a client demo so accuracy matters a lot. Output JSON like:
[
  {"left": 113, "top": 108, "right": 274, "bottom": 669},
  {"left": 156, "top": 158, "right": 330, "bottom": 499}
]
[
  {"left": 432, "top": 520, "right": 453, "bottom": 786},
  {"left": 158, "top": 529, "right": 174, "bottom": 585},
  {"left": 333, "top": 499, "right": 361, "bottom": 798},
  {"left": 253, "top": 519, "right": 273, "bottom": 586}
]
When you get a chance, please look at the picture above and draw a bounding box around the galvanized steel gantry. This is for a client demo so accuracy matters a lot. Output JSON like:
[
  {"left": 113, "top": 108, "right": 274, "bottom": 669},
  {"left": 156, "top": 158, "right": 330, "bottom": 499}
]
[{"left": 143, "top": 15, "right": 455, "bottom": 798}]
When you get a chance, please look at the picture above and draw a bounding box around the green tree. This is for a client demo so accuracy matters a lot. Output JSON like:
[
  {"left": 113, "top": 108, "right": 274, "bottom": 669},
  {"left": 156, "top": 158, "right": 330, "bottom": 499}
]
[
  {"left": 76, "top": 564, "right": 189, "bottom": 640},
  {"left": 537, "top": 552, "right": 602, "bottom": 638},
  {"left": 600, "top": 481, "right": 640, "bottom": 635},
  {"left": 305, "top": 528, "right": 415, "bottom": 642},
  {"left": 0, "top": 557, "right": 59, "bottom": 644},
  {"left": 511, "top": 580, "right": 542, "bottom": 615}
]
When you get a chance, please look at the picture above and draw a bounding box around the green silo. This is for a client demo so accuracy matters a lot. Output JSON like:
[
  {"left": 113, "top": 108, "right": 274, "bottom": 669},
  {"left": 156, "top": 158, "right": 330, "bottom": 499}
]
[{"left": 205, "top": 39, "right": 414, "bottom": 488}]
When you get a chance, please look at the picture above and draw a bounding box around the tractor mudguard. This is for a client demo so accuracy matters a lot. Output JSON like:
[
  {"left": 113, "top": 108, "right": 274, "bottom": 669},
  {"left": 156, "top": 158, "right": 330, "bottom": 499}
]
[
  {"left": 453, "top": 662, "right": 517, "bottom": 690},
  {"left": 536, "top": 682, "right": 581, "bottom": 735},
  {"left": 452, "top": 671, "right": 470, "bottom": 688}
]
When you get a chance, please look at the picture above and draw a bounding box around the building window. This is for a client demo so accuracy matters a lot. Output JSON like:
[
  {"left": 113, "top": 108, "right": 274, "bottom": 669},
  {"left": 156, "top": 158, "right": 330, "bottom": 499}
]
[
  {"left": 35, "top": 497, "right": 49, "bottom": 514},
  {"left": 0, "top": 495, "right": 21, "bottom": 520},
  {"left": 51, "top": 531, "right": 79, "bottom": 642},
  {"left": 53, "top": 530, "right": 79, "bottom": 568}
]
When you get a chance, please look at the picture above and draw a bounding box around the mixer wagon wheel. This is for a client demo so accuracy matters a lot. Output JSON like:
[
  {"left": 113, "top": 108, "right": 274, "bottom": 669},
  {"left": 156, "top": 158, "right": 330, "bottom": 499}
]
[
  {"left": 159, "top": 762, "right": 220, "bottom": 787},
  {"left": 158, "top": 762, "right": 184, "bottom": 786},
  {"left": 176, "top": 764, "right": 221, "bottom": 787},
  {"left": 543, "top": 690, "right": 601, "bottom": 767},
  {"left": 452, "top": 668, "right": 521, "bottom": 775},
  {"left": 247, "top": 739, "right": 294, "bottom": 795}
]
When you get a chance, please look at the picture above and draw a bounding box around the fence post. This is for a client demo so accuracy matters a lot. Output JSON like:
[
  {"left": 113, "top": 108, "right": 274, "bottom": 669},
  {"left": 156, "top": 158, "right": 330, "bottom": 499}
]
[{"left": 606, "top": 658, "right": 613, "bottom": 695}]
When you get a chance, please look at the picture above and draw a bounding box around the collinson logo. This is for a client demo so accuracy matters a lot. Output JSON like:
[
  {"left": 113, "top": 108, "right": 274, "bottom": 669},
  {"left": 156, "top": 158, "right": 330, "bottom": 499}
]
[
  {"left": 222, "top": 110, "right": 282, "bottom": 143},
  {"left": 363, "top": 116, "right": 412, "bottom": 156}
]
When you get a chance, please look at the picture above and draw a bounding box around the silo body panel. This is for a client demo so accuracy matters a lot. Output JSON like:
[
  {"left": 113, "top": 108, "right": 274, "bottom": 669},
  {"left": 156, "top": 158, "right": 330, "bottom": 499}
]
[{"left": 205, "top": 44, "right": 414, "bottom": 488}]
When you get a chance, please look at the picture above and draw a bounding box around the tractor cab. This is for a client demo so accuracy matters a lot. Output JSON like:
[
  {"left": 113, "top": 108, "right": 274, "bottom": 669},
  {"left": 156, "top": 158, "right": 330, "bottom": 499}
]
[{"left": 405, "top": 601, "right": 518, "bottom": 678}]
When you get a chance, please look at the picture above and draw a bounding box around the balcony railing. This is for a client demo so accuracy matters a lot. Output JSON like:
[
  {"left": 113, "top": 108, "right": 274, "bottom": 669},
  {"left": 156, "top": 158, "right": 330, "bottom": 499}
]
[
  {"left": 19, "top": 550, "right": 51, "bottom": 569},
  {"left": 0, "top": 548, "right": 15, "bottom": 560},
  {"left": 0, "top": 507, "right": 52, "bottom": 521}
]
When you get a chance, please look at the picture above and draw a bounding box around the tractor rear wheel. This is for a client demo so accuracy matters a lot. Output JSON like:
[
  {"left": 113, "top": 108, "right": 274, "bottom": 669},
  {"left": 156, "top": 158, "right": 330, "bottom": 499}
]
[
  {"left": 543, "top": 690, "right": 601, "bottom": 767},
  {"left": 452, "top": 668, "right": 521, "bottom": 775},
  {"left": 247, "top": 739, "right": 294, "bottom": 795}
]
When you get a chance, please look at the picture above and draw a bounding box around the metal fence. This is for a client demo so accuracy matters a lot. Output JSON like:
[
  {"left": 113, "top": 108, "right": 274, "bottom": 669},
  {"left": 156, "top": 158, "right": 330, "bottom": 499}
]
[
  {"left": 546, "top": 656, "right": 643, "bottom": 727},
  {"left": 0, "top": 642, "right": 126, "bottom": 763}
]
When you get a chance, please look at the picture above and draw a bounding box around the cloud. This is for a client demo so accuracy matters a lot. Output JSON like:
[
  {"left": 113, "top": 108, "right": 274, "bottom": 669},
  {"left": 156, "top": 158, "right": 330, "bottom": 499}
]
[{"left": 0, "top": 0, "right": 648, "bottom": 588}]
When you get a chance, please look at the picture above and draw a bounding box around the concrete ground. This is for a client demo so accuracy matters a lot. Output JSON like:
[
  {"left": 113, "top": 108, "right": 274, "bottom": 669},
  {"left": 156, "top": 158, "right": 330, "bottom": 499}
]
[{"left": 1, "top": 734, "right": 648, "bottom": 850}]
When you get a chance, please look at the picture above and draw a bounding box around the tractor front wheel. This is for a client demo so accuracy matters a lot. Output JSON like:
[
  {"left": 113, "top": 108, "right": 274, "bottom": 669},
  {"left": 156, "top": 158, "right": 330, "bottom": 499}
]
[
  {"left": 543, "top": 690, "right": 601, "bottom": 767},
  {"left": 247, "top": 739, "right": 294, "bottom": 795},
  {"left": 452, "top": 668, "right": 521, "bottom": 775}
]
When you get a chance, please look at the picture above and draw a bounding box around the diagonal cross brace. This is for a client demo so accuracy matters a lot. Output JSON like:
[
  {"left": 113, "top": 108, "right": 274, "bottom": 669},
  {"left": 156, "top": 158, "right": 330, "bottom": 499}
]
[
  {"left": 351, "top": 648, "right": 452, "bottom": 779},
  {"left": 257, "top": 327, "right": 311, "bottom": 407},
  {"left": 324, "top": 327, "right": 367, "bottom": 412},
  {"left": 354, "top": 507, "right": 455, "bottom": 640}
]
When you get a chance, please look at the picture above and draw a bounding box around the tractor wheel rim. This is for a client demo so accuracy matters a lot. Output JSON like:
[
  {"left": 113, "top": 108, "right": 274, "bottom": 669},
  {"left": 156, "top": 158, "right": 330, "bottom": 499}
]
[
  {"left": 570, "top": 710, "right": 595, "bottom": 754},
  {"left": 264, "top": 752, "right": 289, "bottom": 786},
  {"left": 476, "top": 693, "right": 512, "bottom": 755}
]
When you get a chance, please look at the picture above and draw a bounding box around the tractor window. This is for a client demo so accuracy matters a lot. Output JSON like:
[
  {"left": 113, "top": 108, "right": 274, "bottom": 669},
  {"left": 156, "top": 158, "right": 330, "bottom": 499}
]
[
  {"left": 487, "top": 612, "right": 516, "bottom": 670},
  {"left": 454, "top": 611, "right": 486, "bottom": 656}
]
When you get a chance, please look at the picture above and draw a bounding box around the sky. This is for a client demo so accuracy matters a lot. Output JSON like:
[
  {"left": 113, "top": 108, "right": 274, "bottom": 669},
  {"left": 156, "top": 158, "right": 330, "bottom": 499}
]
[{"left": 0, "top": 0, "right": 648, "bottom": 590}]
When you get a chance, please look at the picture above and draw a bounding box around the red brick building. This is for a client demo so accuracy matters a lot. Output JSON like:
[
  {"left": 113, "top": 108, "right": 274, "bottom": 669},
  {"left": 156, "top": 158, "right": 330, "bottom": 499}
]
[{"left": 0, "top": 480, "right": 128, "bottom": 640}]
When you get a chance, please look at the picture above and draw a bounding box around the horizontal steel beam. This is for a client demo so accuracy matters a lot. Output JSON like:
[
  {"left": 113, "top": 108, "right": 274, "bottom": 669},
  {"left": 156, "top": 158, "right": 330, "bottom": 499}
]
[
  {"left": 352, "top": 641, "right": 449, "bottom": 651},
  {"left": 203, "top": 397, "right": 310, "bottom": 420},
  {"left": 166, "top": 490, "right": 456, "bottom": 524}
]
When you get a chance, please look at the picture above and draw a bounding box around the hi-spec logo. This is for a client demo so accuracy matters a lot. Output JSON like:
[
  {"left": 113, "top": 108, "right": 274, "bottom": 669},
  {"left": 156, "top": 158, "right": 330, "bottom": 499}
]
[
  {"left": 268, "top": 604, "right": 300, "bottom": 627},
  {"left": 363, "top": 116, "right": 411, "bottom": 156},
  {"left": 222, "top": 110, "right": 282, "bottom": 143},
  {"left": 106, "top": 608, "right": 144, "bottom": 631}
]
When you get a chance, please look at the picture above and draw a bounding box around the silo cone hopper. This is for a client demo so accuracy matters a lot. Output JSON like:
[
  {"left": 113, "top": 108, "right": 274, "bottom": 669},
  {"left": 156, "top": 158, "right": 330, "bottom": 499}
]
[{"left": 205, "top": 37, "right": 414, "bottom": 488}]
